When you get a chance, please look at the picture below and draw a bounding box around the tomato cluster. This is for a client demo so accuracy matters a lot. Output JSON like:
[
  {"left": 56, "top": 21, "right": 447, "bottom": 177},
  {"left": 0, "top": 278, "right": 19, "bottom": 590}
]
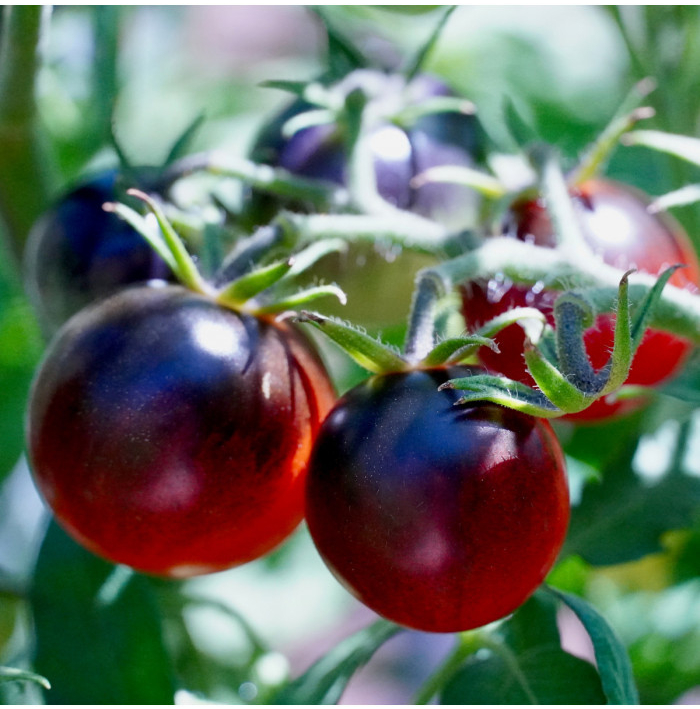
[
  {"left": 461, "top": 178, "right": 700, "bottom": 421},
  {"left": 22, "top": 57, "right": 697, "bottom": 635}
]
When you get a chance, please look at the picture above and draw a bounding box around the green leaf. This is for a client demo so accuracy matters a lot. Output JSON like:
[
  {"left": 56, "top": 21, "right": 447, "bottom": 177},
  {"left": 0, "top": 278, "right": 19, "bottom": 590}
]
[
  {"left": 441, "top": 373, "right": 560, "bottom": 417},
  {"left": 411, "top": 164, "right": 506, "bottom": 199},
  {"left": 523, "top": 341, "right": 590, "bottom": 413},
  {"left": 564, "top": 440, "right": 700, "bottom": 565},
  {"left": 256, "top": 284, "right": 347, "bottom": 314},
  {"left": 273, "top": 619, "right": 401, "bottom": 704},
  {"left": 296, "top": 312, "right": 407, "bottom": 374},
  {"left": 421, "top": 335, "right": 497, "bottom": 367},
  {"left": 0, "top": 667, "right": 50, "bottom": 690},
  {"left": 392, "top": 96, "right": 476, "bottom": 129},
  {"left": 162, "top": 112, "right": 206, "bottom": 167},
  {"left": 623, "top": 129, "right": 700, "bottom": 167},
  {"left": 102, "top": 200, "right": 178, "bottom": 272},
  {"left": 629, "top": 265, "right": 681, "bottom": 352},
  {"left": 440, "top": 594, "right": 606, "bottom": 705},
  {"left": 547, "top": 588, "right": 639, "bottom": 705},
  {"left": 126, "top": 189, "right": 210, "bottom": 295},
  {"left": 503, "top": 97, "right": 538, "bottom": 150},
  {"left": 404, "top": 5, "right": 456, "bottom": 80},
  {"left": 217, "top": 259, "right": 292, "bottom": 306},
  {"left": 649, "top": 183, "right": 700, "bottom": 212},
  {"left": 600, "top": 270, "right": 633, "bottom": 395},
  {"left": 570, "top": 100, "right": 655, "bottom": 186},
  {"left": 311, "top": 6, "right": 367, "bottom": 81},
  {"left": 259, "top": 79, "right": 312, "bottom": 98},
  {"left": 30, "top": 522, "right": 176, "bottom": 704},
  {"left": 284, "top": 239, "right": 348, "bottom": 280}
]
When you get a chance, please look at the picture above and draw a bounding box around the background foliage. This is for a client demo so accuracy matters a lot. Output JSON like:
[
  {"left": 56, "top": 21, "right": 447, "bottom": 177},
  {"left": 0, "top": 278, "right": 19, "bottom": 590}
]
[{"left": 2, "top": 5, "right": 700, "bottom": 704}]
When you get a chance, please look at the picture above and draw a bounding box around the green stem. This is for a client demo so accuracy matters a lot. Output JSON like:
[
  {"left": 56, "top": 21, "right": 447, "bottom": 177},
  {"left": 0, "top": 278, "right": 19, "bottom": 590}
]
[
  {"left": 431, "top": 237, "right": 700, "bottom": 343},
  {"left": 160, "top": 151, "right": 349, "bottom": 212},
  {"left": 414, "top": 631, "right": 483, "bottom": 705},
  {"left": 404, "top": 271, "right": 445, "bottom": 363},
  {"left": 278, "top": 211, "right": 450, "bottom": 255},
  {"left": 0, "top": 6, "right": 55, "bottom": 261}
]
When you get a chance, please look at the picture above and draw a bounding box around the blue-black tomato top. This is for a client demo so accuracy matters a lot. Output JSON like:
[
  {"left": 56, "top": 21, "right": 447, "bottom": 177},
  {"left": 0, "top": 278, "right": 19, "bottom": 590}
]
[
  {"left": 24, "top": 169, "right": 173, "bottom": 333},
  {"left": 305, "top": 366, "right": 570, "bottom": 633},
  {"left": 246, "top": 70, "right": 483, "bottom": 229}
]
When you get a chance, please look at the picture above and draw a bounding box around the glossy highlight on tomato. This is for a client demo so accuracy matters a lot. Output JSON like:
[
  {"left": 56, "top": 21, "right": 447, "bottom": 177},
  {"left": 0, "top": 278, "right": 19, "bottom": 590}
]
[
  {"left": 249, "top": 70, "right": 482, "bottom": 228},
  {"left": 305, "top": 367, "right": 569, "bottom": 633},
  {"left": 462, "top": 178, "right": 700, "bottom": 421},
  {"left": 24, "top": 169, "right": 173, "bottom": 332},
  {"left": 27, "top": 285, "right": 335, "bottom": 577}
]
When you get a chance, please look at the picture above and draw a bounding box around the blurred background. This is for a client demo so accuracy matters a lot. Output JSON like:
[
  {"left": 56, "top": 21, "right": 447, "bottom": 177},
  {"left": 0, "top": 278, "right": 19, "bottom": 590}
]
[{"left": 2, "top": 6, "right": 700, "bottom": 704}]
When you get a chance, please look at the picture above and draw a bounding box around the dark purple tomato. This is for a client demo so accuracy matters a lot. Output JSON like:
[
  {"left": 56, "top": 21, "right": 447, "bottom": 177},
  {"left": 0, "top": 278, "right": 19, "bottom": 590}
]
[
  {"left": 24, "top": 170, "right": 173, "bottom": 332},
  {"left": 27, "top": 285, "right": 335, "bottom": 577},
  {"left": 305, "top": 366, "right": 569, "bottom": 633},
  {"left": 248, "top": 70, "right": 482, "bottom": 229},
  {"left": 462, "top": 178, "right": 700, "bottom": 421}
]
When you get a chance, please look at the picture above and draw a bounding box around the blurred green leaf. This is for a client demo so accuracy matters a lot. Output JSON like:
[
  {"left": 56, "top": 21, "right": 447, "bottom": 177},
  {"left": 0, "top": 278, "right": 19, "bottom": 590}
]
[
  {"left": 0, "top": 287, "right": 42, "bottom": 484},
  {"left": 564, "top": 440, "right": 700, "bottom": 566},
  {"left": 272, "top": 619, "right": 401, "bottom": 704},
  {"left": 440, "top": 593, "right": 606, "bottom": 704},
  {"left": 30, "top": 522, "right": 176, "bottom": 704},
  {"left": 548, "top": 587, "right": 639, "bottom": 704}
]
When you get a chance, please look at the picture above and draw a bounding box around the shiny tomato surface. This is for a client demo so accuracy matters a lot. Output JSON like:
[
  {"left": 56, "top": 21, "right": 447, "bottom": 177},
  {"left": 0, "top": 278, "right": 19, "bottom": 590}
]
[
  {"left": 462, "top": 178, "right": 700, "bottom": 420},
  {"left": 27, "top": 285, "right": 335, "bottom": 577},
  {"left": 305, "top": 367, "right": 569, "bottom": 633}
]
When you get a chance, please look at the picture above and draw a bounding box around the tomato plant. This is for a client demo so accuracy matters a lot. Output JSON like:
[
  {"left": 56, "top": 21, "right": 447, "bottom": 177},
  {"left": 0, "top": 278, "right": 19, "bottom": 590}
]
[
  {"left": 24, "top": 170, "right": 174, "bottom": 333},
  {"left": 26, "top": 284, "right": 335, "bottom": 577},
  {"left": 4, "top": 6, "right": 700, "bottom": 707},
  {"left": 461, "top": 178, "right": 700, "bottom": 420},
  {"left": 306, "top": 366, "right": 569, "bottom": 633}
]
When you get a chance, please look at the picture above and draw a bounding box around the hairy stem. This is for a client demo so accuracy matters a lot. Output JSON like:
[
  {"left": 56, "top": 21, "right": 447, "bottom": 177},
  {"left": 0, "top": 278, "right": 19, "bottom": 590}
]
[{"left": 433, "top": 238, "right": 700, "bottom": 343}]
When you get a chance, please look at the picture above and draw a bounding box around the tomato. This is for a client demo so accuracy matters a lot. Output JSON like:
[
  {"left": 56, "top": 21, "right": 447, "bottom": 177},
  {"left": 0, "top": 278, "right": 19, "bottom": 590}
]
[
  {"left": 461, "top": 178, "right": 700, "bottom": 421},
  {"left": 26, "top": 285, "right": 335, "bottom": 577},
  {"left": 305, "top": 366, "right": 569, "bottom": 633},
  {"left": 247, "top": 70, "right": 482, "bottom": 228},
  {"left": 24, "top": 169, "right": 173, "bottom": 332}
]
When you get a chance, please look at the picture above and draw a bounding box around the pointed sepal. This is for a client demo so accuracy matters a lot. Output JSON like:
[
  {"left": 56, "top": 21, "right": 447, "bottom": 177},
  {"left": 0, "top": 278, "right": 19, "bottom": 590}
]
[
  {"left": 216, "top": 259, "right": 293, "bottom": 308},
  {"left": 257, "top": 285, "right": 347, "bottom": 314},
  {"left": 421, "top": 335, "right": 498, "bottom": 368},
  {"left": 295, "top": 312, "right": 407, "bottom": 374},
  {"left": 439, "top": 373, "right": 560, "bottom": 418}
]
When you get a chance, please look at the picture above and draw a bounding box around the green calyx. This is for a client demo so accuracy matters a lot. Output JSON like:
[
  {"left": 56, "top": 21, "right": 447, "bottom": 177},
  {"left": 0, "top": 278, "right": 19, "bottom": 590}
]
[
  {"left": 106, "top": 190, "right": 347, "bottom": 318},
  {"left": 294, "top": 305, "right": 547, "bottom": 378},
  {"left": 443, "top": 266, "right": 680, "bottom": 418}
]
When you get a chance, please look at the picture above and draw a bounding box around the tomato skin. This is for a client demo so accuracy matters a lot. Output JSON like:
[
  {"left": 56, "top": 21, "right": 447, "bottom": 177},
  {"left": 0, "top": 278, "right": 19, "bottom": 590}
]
[
  {"left": 27, "top": 285, "right": 335, "bottom": 577},
  {"left": 24, "top": 170, "right": 173, "bottom": 332},
  {"left": 462, "top": 178, "right": 700, "bottom": 421},
  {"left": 305, "top": 367, "right": 569, "bottom": 633},
  {"left": 248, "top": 71, "right": 482, "bottom": 228}
]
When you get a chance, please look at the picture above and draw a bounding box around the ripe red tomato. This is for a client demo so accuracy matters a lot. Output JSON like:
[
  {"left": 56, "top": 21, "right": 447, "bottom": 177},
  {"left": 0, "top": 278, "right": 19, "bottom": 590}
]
[
  {"left": 462, "top": 178, "right": 700, "bottom": 421},
  {"left": 27, "top": 285, "right": 335, "bottom": 577},
  {"left": 305, "top": 366, "right": 569, "bottom": 633}
]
